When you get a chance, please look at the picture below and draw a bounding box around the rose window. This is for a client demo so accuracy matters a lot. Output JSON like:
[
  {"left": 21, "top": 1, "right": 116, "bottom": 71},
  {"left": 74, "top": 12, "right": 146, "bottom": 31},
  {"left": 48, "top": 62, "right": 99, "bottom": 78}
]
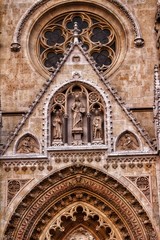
[{"left": 39, "top": 13, "right": 116, "bottom": 73}]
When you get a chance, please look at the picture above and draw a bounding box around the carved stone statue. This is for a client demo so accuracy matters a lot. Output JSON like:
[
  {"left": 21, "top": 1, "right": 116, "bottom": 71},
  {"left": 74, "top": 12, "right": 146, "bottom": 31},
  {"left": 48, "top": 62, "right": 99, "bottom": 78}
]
[
  {"left": 52, "top": 110, "right": 62, "bottom": 139},
  {"left": 50, "top": 83, "right": 105, "bottom": 146},
  {"left": 17, "top": 136, "right": 39, "bottom": 153},
  {"left": 71, "top": 93, "right": 85, "bottom": 145},
  {"left": 93, "top": 110, "right": 102, "bottom": 140},
  {"left": 72, "top": 94, "right": 85, "bottom": 130}
]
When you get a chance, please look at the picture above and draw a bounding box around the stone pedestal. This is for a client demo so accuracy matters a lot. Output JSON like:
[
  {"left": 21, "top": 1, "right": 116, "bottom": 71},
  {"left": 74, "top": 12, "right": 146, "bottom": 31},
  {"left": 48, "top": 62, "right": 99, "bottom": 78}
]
[
  {"left": 92, "top": 138, "right": 103, "bottom": 145},
  {"left": 72, "top": 128, "right": 83, "bottom": 145},
  {"left": 52, "top": 139, "right": 63, "bottom": 146}
]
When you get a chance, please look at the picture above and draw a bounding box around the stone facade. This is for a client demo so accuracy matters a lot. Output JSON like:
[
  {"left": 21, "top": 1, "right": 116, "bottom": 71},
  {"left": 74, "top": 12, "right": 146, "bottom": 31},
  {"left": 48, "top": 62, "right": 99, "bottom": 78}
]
[{"left": 0, "top": 0, "right": 160, "bottom": 239}]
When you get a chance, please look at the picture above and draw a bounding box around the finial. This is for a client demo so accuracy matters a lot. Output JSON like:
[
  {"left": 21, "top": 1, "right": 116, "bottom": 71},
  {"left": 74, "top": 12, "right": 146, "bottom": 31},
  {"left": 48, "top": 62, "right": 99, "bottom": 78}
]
[{"left": 73, "top": 22, "right": 80, "bottom": 44}]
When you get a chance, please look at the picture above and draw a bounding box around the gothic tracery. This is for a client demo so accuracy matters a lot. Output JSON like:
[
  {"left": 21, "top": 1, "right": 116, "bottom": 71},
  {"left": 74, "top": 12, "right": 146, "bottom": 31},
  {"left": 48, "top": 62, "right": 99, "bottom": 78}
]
[
  {"left": 50, "top": 83, "right": 105, "bottom": 146},
  {"left": 0, "top": 1, "right": 160, "bottom": 240},
  {"left": 39, "top": 13, "right": 116, "bottom": 73}
]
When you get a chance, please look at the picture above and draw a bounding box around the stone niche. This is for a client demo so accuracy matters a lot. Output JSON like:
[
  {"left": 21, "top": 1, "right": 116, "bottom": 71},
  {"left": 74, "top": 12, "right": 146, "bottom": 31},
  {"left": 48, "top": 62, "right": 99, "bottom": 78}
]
[
  {"left": 116, "top": 130, "right": 140, "bottom": 151},
  {"left": 50, "top": 83, "right": 105, "bottom": 146},
  {"left": 16, "top": 134, "right": 39, "bottom": 154}
]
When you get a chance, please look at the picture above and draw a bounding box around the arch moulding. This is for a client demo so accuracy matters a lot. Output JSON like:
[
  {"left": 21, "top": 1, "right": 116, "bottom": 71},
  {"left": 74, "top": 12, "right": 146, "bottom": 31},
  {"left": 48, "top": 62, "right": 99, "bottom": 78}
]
[{"left": 3, "top": 165, "right": 158, "bottom": 240}]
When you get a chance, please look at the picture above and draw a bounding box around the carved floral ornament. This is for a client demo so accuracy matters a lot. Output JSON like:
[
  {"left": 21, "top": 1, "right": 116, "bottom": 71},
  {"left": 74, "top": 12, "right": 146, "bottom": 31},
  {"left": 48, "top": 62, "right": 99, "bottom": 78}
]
[{"left": 4, "top": 165, "right": 158, "bottom": 240}]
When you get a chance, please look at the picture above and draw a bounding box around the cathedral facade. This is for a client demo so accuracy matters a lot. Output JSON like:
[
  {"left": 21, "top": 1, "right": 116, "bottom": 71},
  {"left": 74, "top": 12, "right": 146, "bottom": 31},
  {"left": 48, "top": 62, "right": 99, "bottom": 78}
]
[{"left": 0, "top": 0, "right": 160, "bottom": 239}]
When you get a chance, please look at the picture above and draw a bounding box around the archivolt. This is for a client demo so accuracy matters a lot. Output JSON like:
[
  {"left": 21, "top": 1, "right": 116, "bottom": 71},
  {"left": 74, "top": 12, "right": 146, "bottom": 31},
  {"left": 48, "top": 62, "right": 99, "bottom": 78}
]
[
  {"left": 11, "top": 0, "right": 144, "bottom": 51},
  {"left": 4, "top": 165, "right": 157, "bottom": 240}
]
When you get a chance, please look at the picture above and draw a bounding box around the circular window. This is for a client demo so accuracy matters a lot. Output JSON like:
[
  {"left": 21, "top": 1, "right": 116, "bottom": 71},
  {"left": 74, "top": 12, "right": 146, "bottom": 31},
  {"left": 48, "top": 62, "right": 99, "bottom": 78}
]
[
  {"left": 27, "top": 2, "right": 127, "bottom": 78},
  {"left": 38, "top": 12, "right": 116, "bottom": 74}
]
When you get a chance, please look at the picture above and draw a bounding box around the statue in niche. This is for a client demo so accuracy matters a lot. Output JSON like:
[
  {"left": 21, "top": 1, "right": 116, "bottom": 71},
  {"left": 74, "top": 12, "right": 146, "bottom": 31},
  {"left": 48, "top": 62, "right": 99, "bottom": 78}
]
[
  {"left": 52, "top": 110, "right": 62, "bottom": 139},
  {"left": 72, "top": 93, "right": 85, "bottom": 130},
  {"left": 93, "top": 110, "right": 102, "bottom": 140},
  {"left": 71, "top": 92, "right": 85, "bottom": 145},
  {"left": 17, "top": 136, "right": 39, "bottom": 154},
  {"left": 117, "top": 132, "right": 139, "bottom": 151}
]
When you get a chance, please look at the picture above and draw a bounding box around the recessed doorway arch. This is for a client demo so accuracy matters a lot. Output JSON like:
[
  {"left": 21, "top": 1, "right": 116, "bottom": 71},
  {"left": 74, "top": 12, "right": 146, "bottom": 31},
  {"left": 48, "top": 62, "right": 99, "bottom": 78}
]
[{"left": 4, "top": 165, "right": 157, "bottom": 240}]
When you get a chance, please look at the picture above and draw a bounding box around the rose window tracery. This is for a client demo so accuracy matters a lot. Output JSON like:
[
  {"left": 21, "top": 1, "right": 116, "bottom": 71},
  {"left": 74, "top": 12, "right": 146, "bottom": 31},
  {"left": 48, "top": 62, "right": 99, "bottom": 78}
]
[{"left": 39, "top": 13, "right": 116, "bottom": 73}]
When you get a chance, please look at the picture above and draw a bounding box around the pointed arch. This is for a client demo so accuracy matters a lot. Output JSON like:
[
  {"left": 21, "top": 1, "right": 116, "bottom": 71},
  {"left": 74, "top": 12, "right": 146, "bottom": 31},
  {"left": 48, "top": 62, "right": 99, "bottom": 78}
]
[{"left": 4, "top": 165, "right": 157, "bottom": 240}]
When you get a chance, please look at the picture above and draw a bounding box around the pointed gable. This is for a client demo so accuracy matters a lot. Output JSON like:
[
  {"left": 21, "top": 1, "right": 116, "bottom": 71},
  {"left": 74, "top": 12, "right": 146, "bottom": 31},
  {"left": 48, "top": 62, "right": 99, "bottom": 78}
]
[{"left": 2, "top": 43, "right": 155, "bottom": 155}]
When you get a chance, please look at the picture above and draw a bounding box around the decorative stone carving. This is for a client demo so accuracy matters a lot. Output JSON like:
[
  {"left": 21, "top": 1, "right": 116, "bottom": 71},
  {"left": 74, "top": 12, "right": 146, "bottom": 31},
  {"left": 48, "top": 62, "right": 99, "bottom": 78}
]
[
  {"left": 10, "top": 0, "right": 144, "bottom": 52},
  {"left": 50, "top": 83, "right": 105, "bottom": 146},
  {"left": 1, "top": 159, "right": 49, "bottom": 172},
  {"left": 116, "top": 131, "right": 139, "bottom": 151},
  {"left": 4, "top": 165, "right": 158, "bottom": 240},
  {"left": 127, "top": 176, "right": 151, "bottom": 202},
  {"left": 155, "top": 4, "right": 160, "bottom": 54},
  {"left": 7, "top": 179, "right": 29, "bottom": 204},
  {"left": 2, "top": 43, "right": 155, "bottom": 155},
  {"left": 66, "top": 227, "right": 95, "bottom": 240},
  {"left": 44, "top": 204, "right": 118, "bottom": 240},
  {"left": 52, "top": 109, "right": 63, "bottom": 145},
  {"left": 72, "top": 92, "right": 85, "bottom": 145},
  {"left": 72, "top": 55, "right": 80, "bottom": 63},
  {"left": 16, "top": 134, "right": 39, "bottom": 154},
  {"left": 49, "top": 151, "right": 105, "bottom": 164},
  {"left": 154, "top": 65, "right": 160, "bottom": 151},
  {"left": 92, "top": 109, "right": 103, "bottom": 143}
]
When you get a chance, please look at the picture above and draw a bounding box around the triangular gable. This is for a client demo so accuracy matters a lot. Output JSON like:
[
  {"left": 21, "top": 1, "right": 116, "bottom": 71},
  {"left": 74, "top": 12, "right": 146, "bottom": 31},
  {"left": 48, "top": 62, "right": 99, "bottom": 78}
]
[{"left": 1, "top": 43, "right": 156, "bottom": 155}]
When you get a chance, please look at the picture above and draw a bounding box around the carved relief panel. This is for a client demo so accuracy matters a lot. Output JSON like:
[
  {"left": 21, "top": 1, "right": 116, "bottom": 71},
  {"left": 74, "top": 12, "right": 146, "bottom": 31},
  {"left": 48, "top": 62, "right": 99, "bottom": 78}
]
[
  {"left": 50, "top": 83, "right": 105, "bottom": 146},
  {"left": 116, "top": 131, "right": 140, "bottom": 151},
  {"left": 16, "top": 134, "right": 39, "bottom": 154}
]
